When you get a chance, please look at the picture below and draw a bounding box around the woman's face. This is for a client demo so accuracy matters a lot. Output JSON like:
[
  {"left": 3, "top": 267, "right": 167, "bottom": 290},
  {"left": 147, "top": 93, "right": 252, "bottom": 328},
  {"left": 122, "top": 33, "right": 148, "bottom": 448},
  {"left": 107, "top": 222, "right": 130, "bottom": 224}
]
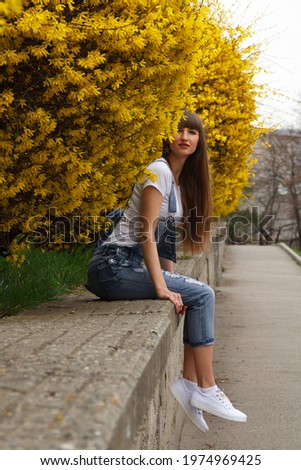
[{"left": 169, "top": 127, "right": 199, "bottom": 158}]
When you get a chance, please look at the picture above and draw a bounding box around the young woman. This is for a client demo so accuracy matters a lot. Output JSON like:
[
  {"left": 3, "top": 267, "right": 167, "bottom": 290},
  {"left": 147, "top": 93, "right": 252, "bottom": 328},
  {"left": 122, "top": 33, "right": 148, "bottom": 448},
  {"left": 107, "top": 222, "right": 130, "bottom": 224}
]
[{"left": 86, "top": 111, "right": 247, "bottom": 433}]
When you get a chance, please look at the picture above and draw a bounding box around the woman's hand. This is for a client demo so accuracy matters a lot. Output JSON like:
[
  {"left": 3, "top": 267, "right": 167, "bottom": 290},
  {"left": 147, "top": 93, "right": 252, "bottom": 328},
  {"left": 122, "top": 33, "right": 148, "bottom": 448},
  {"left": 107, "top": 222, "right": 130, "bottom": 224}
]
[{"left": 156, "top": 286, "right": 187, "bottom": 316}]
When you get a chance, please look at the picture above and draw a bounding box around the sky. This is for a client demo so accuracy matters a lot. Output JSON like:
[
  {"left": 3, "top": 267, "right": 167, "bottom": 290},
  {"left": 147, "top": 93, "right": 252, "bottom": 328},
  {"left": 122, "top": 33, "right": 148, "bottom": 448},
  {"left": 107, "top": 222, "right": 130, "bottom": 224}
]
[{"left": 219, "top": 0, "right": 301, "bottom": 129}]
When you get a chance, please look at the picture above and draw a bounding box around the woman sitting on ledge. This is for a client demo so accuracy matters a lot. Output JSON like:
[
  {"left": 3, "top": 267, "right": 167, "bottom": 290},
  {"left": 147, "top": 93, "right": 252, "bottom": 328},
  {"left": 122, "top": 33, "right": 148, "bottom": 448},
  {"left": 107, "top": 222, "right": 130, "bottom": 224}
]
[{"left": 86, "top": 110, "right": 247, "bottom": 433}]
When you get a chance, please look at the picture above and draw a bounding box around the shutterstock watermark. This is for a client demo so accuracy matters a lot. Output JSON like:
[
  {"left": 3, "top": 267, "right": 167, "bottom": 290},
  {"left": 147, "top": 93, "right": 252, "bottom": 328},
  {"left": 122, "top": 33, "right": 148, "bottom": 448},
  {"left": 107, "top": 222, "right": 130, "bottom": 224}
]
[
  {"left": 25, "top": 206, "right": 275, "bottom": 245},
  {"left": 226, "top": 206, "right": 275, "bottom": 244}
]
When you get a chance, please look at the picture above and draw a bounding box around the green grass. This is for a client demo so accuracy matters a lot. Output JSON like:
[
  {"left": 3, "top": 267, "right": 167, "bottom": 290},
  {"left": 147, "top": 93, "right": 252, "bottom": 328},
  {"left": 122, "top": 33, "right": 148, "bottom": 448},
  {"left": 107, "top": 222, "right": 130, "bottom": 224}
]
[
  {"left": 177, "top": 254, "right": 193, "bottom": 260},
  {"left": 292, "top": 248, "right": 301, "bottom": 257},
  {"left": 0, "top": 246, "right": 93, "bottom": 317}
]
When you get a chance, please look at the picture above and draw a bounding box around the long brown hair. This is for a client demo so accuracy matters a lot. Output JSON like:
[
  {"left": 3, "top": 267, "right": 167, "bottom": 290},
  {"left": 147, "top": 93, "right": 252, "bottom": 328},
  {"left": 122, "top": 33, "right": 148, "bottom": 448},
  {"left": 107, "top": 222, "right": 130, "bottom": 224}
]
[{"left": 163, "top": 111, "right": 213, "bottom": 253}]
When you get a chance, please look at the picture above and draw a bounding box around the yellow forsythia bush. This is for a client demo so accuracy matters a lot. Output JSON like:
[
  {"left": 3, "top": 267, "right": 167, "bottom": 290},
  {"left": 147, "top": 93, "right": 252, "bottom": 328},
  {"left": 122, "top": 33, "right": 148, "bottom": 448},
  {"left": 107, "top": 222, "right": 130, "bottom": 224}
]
[
  {"left": 0, "top": 0, "right": 264, "bottom": 257},
  {"left": 193, "top": 10, "right": 264, "bottom": 216},
  {"left": 0, "top": 0, "right": 22, "bottom": 27}
]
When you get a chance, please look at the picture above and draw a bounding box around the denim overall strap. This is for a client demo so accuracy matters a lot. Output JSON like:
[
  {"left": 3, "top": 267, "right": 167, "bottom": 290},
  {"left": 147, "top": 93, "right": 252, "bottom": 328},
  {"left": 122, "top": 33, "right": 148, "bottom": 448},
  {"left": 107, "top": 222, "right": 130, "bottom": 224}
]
[
  {"left": 154, "top": 158, "right": 177, "bottom": 214},
  {"left": 169, "top": 180, "right": 177, "bottom": 214},
  {"left": 152, "top": 158, "right": 177, "bottom": 262}
]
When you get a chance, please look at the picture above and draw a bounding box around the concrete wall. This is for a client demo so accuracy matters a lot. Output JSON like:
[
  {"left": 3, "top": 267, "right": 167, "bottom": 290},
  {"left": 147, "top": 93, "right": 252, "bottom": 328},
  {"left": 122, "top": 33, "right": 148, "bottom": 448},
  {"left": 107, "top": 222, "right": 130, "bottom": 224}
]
[{"left": 0, "top": 238, "right": 224, "bottom": 450}]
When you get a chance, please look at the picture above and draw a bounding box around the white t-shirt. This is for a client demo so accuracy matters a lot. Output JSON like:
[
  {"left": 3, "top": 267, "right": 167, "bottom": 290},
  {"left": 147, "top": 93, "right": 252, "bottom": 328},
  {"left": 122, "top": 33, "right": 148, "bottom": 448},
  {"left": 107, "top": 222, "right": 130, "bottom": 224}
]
[{"left": 103, "top": 159, "right": 183, "bottom": 247}]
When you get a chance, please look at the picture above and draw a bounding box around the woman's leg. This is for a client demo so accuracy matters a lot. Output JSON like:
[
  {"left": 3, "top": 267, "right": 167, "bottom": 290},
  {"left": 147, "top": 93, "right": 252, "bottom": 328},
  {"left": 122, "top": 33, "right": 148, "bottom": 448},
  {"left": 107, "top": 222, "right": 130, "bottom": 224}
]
[
  {"left": 183, "top": 344, "right": 197, "bottom": 383},
  {"left": 178, "top": 279, "right": 246, "bottom": 420},
  {"left": 192, "top": 345, "right": 216, "bottom": 388},
  {"left": 184, "top": 344, "right": 215, "bottom": 388},
  {"left": 167, "top": 275, "right": 216, "bottom": 430}
]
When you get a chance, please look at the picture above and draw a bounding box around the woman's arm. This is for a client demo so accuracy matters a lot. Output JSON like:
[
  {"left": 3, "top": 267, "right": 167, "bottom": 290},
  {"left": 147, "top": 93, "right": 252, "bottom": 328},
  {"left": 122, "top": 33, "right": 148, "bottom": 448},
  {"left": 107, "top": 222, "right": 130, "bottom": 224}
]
[
  {"left": 159, "top": 258, "right": 174, "bottom": 273},
  {"left": 139, "top": 186, "right": 185, "bottom": 315}
]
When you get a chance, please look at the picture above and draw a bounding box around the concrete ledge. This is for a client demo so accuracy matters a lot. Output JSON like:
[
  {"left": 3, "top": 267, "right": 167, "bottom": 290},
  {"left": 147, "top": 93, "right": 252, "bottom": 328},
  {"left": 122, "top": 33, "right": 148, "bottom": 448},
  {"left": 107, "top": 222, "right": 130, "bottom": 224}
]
[
  {"left": 278, "top": 242, "right": 301, "bottom": 267},
  {"left": 0, "top": 242, "right": 224, "bottom": 450}
]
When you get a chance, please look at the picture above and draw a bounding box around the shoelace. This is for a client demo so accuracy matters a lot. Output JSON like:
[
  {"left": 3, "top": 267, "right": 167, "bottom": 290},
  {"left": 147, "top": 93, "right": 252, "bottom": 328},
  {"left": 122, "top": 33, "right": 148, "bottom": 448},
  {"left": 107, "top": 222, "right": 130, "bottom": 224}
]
[{"left": 215, "top": 390, "right": 233, "bottom": 409}]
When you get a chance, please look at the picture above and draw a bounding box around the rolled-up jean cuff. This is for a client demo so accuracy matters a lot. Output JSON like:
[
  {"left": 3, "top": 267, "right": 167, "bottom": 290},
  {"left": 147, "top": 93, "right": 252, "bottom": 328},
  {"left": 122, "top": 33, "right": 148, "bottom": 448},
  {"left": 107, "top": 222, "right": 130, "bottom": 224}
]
[{"left": 184, "top": 338, "right": 214, "bottom": 347}]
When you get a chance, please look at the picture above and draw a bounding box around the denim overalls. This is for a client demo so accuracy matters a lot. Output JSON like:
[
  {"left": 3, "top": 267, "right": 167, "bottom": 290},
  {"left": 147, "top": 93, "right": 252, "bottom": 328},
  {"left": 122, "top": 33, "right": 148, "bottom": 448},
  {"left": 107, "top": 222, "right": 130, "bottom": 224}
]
[{"left": 86, "top": 167, "right": 215, "bottom": 348}]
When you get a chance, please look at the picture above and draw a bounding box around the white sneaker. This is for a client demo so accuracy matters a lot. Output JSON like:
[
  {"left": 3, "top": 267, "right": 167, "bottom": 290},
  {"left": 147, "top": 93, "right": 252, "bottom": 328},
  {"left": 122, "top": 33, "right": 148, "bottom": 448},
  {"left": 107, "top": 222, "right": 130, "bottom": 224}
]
[
  {"left": 169, "top": 378, "right": 209, "bottom": 433},
  {"left": 190, "top": 386, "right": 247, "bottom": 422}
]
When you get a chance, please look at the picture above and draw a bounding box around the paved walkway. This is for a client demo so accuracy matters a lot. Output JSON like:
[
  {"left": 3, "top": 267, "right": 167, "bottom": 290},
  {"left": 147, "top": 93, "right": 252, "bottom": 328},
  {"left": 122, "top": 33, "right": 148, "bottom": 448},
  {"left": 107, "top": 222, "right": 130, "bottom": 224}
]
[{"left": 179, "top": 244, "right": 301, "bottom": 450}]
